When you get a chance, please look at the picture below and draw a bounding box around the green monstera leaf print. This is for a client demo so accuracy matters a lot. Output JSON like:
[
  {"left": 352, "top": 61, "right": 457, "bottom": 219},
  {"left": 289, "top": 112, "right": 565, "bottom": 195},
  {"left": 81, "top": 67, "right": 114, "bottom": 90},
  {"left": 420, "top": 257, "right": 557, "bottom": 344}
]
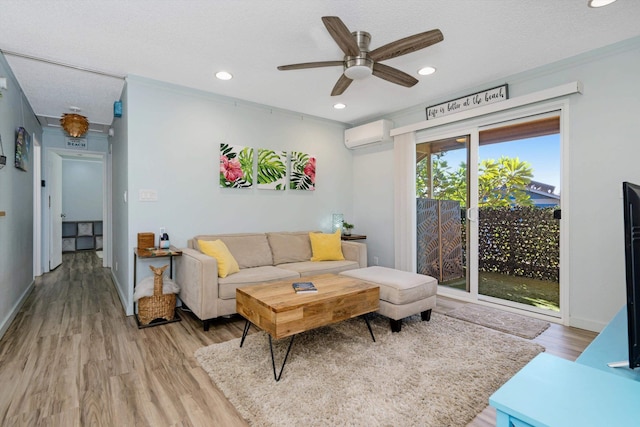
[{"left": 257, "top": 149, "right": 287, "bottom": 190}]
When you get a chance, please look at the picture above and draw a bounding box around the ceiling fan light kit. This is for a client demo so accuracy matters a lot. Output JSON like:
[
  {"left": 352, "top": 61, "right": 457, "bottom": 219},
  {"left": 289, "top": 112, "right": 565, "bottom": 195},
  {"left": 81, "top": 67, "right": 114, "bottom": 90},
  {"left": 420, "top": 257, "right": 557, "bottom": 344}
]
[
  {"left": 344, "top": 60, "right": 373, "bottom": 79},
  {"left": 60, "top": 113, "right": 89, "bottom": 137},
  {"left": 277, "top": 16, "right": 443, "bottom": 96},
  {"left": 344, "top": 31, "right": 373, "bottom": 79}
]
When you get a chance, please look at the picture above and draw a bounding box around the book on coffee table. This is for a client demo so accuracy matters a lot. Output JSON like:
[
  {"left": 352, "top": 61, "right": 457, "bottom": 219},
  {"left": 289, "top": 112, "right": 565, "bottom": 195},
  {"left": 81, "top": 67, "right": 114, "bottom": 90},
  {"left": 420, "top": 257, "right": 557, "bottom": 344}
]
[{"left": 292, "top": 282, "right": 317, "bottom": 294}]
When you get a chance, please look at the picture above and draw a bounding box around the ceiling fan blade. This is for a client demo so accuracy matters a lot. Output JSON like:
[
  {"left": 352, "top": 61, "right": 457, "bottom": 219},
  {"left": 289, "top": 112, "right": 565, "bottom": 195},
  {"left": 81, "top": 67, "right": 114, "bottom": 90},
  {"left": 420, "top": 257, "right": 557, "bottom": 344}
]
[
  {"left": 278, "top": 61, "right": 343, "bottom": 71},
  {"left": 372, "top": 63, "right": 418, "bottom": 87},
  {"left": 369, "top": 29, "right": 443, "bottom": 62},
  {"left": 322, "top": 16, "right": 359, "bottom": 56},
  {"left": 331, "top": 74, "right": 353, "bottom": 96}
]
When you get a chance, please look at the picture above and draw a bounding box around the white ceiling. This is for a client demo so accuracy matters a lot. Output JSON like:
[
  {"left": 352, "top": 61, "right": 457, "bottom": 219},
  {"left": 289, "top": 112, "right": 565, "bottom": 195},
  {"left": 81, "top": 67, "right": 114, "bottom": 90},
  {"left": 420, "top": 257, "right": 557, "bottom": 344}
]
[{"left": 0, "top": 0, "right": 639, "bottom": 131}]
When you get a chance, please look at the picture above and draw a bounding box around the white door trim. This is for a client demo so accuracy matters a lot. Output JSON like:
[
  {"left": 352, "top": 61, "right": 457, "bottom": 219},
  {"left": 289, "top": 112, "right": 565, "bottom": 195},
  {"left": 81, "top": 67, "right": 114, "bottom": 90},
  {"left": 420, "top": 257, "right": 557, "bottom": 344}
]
[
  {"left": 42, "top": 147, "right": 109, "bottom": 272},
  {"left": 32, "top": 141, "right": 42, "bottom": 276}
]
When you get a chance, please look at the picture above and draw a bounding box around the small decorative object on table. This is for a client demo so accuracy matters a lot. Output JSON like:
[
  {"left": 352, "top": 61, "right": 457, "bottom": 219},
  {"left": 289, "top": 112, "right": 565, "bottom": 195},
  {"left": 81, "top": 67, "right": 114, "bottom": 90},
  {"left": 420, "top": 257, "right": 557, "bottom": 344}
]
[
  {"left": 137, "top": 232, "right": 155, "bottom": 250},
  {"left": 159, "top": 227, "right": 170, "bottom": 249},
  {"left": 342, "top": 221, "right": 354, "bottom": 236},
  {"left": 292, "top": 281, "right": 318, "bottom": 294},
  {"left": 137, "top": 265, "right": 178, "bottom": 325}
]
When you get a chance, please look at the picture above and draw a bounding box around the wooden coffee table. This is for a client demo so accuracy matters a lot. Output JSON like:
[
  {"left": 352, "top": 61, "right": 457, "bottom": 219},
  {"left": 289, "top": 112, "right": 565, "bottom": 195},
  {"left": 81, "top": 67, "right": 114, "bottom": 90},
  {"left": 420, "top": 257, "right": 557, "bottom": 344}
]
[{"left": 236, "top": 273, "right": 380, "bottom": 381}]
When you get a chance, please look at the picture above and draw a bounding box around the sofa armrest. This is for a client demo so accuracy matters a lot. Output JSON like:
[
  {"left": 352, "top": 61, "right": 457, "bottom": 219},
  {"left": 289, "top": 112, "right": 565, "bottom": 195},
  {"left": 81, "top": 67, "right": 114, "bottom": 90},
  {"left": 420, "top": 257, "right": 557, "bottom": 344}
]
[
  {"left": 341, "top": 241, "right": 367, "bottom": 268},
  {"left": 175, "top": 247, "right": 220, "bottom": 321}
]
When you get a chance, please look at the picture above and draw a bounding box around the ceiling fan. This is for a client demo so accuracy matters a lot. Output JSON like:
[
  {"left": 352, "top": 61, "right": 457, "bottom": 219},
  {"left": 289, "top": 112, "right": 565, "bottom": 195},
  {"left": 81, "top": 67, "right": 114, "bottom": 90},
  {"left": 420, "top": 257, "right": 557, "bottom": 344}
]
[{"left": 277, "top": 16, "right": 444, "bottom": 96}]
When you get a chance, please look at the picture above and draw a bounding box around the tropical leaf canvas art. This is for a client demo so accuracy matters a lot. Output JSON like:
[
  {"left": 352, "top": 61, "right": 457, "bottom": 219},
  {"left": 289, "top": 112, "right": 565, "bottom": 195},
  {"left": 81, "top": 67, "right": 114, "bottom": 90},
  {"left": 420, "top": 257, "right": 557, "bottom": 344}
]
[
  {"left": 257, "top": 149, "right": 287, "bottom": 190},
  {"left": 289, "top": 151, "right": 315, "bottom": 191},
  {"left": 220, "top": 143, "right": 254, "bottom": 188}
]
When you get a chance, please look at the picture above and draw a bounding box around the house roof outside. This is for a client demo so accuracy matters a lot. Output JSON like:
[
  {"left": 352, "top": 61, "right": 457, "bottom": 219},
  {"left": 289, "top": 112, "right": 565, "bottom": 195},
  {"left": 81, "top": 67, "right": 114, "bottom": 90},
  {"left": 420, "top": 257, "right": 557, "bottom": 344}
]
[{"left": 526, "top": 180, "right": 560, "bottom": 207}]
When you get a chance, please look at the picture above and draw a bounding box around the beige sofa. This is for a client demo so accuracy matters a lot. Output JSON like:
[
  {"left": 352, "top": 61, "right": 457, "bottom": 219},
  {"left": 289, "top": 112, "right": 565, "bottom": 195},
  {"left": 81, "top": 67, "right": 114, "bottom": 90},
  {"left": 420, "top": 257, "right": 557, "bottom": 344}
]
[{"left": 175, "top": 231, "right": 367, "bottom": 330}]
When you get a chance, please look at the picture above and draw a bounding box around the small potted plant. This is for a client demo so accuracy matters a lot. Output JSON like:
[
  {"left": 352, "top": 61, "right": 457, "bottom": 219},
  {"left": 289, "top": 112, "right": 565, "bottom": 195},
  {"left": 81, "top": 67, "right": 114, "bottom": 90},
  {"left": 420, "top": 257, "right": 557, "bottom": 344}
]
[{"left": 342, "top": 221, "right": 354, "bottom": 236}]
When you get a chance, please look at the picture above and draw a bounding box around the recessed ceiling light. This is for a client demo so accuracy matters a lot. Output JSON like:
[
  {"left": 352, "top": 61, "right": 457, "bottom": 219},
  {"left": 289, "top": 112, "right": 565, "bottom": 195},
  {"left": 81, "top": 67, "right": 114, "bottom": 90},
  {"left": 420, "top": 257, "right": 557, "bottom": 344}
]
[
  {"left": 215, "top": 71, "right": 233, "bottom": 80},
  {"left": 418, "top": 66, "right": 437, "bottom": 76},
  {"left": 588, "top": 0, "right": 617, "bottom": 7},
  {"left": 333, "top": 103, "right": 346, "bottom": 110}
]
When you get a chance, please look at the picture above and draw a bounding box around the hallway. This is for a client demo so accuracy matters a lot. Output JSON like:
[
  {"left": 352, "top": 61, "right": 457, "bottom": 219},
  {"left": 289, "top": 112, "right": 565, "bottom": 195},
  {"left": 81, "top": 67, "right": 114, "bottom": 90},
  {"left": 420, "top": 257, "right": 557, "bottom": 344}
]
[{"left": 0, "top": 252, "right": 247, "bottom": 426}]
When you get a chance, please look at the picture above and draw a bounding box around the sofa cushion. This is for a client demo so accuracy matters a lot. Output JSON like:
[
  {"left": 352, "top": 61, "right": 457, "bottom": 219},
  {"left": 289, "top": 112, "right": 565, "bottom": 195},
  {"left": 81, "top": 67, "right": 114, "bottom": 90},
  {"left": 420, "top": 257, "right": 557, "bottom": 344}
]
[
  {"left": 195, "top": 233, "right": 273, "bottom": 268},
  {"left": 278, "top": 260, "right": 359, "bottom": 276},
  {"left": 218, "top": 266, "right": 300, "bottom": 299},
  {"left": 309, "top": 230, "right": 345, "bottom": 261},
  {"left": 197, "top": 239, "right": 240, "bottom": 278},
  {"left": 267, "top": 232, "right": 312, "bottom": 265}
]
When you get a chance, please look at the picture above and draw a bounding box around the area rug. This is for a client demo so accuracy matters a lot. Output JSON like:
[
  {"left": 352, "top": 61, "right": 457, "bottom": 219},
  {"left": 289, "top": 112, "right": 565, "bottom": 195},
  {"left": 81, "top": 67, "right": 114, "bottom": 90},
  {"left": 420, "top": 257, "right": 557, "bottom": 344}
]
[
  {"left": 195, "top": 313, "right": 544, "bottom": 427},
  {"left": 444, "top": 304, "right": 550, "bottom": 339}
]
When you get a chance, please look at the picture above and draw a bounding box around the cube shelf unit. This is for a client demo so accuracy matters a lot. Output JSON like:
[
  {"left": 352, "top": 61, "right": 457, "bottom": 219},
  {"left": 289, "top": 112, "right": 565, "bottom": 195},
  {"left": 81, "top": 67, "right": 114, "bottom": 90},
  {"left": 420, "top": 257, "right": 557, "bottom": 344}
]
[{"left": 62, "top": 221, "right": 103, "bottom": 252}]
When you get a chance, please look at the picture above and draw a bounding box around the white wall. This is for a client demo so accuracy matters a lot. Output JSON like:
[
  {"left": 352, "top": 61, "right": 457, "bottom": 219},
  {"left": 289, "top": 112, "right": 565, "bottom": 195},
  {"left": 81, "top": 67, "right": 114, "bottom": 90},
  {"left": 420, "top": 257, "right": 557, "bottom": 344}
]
[
  {"left": 353, "top": 36, "right": 640, "bottom": 332},
  {"left": 62, "top": 158, "right": 103, "bottom": 221},
  {"left": 0, "top": 53, "right": 42, "bottom": 338},
  {"left": 351, "top": 141, "right": 395, "bottom": 268},
  {"left": 115, "top": 76, "right": 351, "bottom": 314}
]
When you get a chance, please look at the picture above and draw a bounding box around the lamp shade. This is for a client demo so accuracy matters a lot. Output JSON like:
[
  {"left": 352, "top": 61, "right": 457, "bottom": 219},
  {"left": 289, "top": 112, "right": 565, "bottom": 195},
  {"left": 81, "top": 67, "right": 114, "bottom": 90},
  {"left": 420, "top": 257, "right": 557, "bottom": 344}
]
[
  {"left": 60, "top": 113, "right": 89, "bottom": 137},
  {"left": 332, "top": 213, "right": 344, "bottom": 233}
]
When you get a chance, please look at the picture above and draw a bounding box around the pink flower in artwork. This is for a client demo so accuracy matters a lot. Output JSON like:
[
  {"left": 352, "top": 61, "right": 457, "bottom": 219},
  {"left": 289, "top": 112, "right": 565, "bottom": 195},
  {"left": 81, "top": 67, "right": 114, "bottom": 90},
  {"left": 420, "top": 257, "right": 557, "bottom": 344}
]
[
  {"left": 303, "top": 157, "right": 316, "bottom": 183},
  {"left": 220, "top": 155, "right": 243, "bottom": 182}
]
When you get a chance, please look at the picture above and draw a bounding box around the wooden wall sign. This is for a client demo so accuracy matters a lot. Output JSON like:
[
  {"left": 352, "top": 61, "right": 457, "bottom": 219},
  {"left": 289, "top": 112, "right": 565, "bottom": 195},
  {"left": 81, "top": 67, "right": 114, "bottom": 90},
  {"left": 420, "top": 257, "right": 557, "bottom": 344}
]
[
  {"left": 65, "top": 137, "right": 88, "bottom": 150},
  {"left": 426, "top": 84, "right": 509, "bottom": 120}
]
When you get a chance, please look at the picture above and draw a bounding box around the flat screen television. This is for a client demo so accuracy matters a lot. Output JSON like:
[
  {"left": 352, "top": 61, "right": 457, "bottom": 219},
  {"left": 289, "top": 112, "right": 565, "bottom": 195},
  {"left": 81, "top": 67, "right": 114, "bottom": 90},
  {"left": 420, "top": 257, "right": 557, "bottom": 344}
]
[{"left": 622, "top": 181, "right": 640, "bottom": 369}]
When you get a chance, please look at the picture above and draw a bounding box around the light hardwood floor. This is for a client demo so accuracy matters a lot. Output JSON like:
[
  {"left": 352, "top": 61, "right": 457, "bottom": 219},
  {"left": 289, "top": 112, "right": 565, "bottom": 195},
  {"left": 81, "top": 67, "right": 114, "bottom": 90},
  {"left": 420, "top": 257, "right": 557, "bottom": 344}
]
[{"left": 0, "top": 252, "right": 597, "bottom": 426}]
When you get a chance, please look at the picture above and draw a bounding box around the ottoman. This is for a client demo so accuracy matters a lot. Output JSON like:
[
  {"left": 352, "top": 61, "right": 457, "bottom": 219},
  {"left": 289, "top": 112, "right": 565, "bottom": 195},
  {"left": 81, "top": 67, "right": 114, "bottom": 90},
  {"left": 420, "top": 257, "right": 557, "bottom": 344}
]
[{"left": 340, "top": 266, "right": 438, "bottom": 332}]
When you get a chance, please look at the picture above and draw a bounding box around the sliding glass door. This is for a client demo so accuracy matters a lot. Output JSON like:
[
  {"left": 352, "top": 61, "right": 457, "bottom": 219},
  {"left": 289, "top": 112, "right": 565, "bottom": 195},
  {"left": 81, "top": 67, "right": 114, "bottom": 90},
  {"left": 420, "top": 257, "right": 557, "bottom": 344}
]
[
  {"left": 416, "top": 134, "right": 472, "bottom": 292},
  {"left": 416, "top": 112, "right": 561, "bottom": 315},
  {"left": 476, "top": 116, "right": 560, "bottom": 312}
]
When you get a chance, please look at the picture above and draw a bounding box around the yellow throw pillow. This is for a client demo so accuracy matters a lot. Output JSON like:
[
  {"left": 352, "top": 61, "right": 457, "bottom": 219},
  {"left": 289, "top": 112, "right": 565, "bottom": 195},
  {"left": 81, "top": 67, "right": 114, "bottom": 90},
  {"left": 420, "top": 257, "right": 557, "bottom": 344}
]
[
  {"left": 198, "top": 239, "right": 240, "bottom": 278},
  {"left": 309, "top": 230, "right": 345, "bottom": 262}
]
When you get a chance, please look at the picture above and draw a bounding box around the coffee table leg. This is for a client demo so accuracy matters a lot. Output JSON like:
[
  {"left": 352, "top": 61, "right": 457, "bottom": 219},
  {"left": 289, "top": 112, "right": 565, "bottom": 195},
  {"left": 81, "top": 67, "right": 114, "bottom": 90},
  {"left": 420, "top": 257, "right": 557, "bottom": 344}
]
[
  {"left": 269, "top": 335, "right": 296, "bottom": 382},
  {"left": 363, "top": 315, "right": 376, "bottom": 342},
  {"left": 240, "top": 319, "right": 252, "bottom": 348}
]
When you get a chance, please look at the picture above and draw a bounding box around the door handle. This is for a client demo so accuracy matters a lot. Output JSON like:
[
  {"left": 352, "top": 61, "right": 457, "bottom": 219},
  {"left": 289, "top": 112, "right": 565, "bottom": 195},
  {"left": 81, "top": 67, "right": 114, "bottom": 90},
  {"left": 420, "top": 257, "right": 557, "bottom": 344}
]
[{"left": 466, "top": 207, "right": 478, "bottom": 222}]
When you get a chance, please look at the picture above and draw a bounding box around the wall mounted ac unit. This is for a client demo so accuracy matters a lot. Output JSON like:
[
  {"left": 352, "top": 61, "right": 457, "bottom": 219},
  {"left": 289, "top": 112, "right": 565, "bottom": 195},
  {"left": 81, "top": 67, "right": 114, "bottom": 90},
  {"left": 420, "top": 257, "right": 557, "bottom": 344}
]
[{"left": 344, "top": 119, "right": 394, "bottom": 149}]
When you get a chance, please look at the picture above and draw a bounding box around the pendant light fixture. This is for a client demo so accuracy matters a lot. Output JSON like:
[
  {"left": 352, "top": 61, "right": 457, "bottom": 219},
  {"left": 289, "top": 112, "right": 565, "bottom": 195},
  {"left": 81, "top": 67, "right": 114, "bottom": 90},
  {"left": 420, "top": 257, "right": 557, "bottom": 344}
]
[{"left": 60, "top": 107, "right": 89, "bottom": 137}]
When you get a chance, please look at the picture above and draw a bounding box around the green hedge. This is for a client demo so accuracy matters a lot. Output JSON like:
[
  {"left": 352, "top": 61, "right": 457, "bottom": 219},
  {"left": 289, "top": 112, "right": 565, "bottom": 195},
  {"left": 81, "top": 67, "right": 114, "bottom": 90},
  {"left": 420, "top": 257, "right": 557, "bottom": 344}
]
[{"left": 476, "top": 206, "right": 559, "bottom": 282}]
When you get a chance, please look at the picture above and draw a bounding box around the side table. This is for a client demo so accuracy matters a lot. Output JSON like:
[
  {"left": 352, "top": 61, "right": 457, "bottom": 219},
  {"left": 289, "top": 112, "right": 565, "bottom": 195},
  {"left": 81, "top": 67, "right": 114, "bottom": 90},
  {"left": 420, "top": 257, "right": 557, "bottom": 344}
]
[
  {"left": 341, "top": 234, "right": 367, "bottom": 241},
  {"left": 133, "top": 246, "right": 182, "bottom": 328}
]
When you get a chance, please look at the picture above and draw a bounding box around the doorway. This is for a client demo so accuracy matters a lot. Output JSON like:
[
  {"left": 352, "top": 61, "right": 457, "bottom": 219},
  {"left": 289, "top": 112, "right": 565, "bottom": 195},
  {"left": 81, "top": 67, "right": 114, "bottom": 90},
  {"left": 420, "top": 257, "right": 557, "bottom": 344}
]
[
  {"left": 416, "top": 112, "right": 562, "bottom": 316},
  {"left": 45, "top": 148, "right": 108, "bottom": 273}
]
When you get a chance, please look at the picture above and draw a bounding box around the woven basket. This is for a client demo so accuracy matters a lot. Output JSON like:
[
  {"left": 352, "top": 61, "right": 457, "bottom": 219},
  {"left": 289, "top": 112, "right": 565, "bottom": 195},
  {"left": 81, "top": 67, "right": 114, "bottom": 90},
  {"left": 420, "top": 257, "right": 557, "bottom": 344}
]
[{"left": 137, "top": 274, "right": 176, "bottom": 325}]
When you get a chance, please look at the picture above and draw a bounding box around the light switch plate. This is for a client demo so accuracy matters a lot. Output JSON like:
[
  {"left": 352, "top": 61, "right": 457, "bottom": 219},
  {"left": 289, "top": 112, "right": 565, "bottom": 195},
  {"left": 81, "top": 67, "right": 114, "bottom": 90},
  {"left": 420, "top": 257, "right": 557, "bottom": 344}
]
[{"left": 139, "top": 189, "right": 158, "bottom": 201}]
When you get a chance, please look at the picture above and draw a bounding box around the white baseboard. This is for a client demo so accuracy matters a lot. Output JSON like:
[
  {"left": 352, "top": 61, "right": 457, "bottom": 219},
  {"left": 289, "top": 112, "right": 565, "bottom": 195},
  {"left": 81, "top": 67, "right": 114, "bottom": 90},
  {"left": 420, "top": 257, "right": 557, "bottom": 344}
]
[
  {"left": 0, "top": 280, "right": 35, "bottom": 340},
  {"left": 569, "top": 316, "right": 607, "bottom": 333},
  {"left": 110, "top": 271, "right": 132, "bottom": 316}
]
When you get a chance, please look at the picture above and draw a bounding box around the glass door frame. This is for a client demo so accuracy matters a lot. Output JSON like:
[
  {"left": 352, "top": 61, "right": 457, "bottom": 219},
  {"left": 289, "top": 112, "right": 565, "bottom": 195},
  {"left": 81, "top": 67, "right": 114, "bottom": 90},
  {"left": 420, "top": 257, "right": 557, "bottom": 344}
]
[
  {"left": 414, "top": 100, "right": 570, "bottom": 323},
  {"left": 416, "top": 127, "right": 480, "bottom": 303}
]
